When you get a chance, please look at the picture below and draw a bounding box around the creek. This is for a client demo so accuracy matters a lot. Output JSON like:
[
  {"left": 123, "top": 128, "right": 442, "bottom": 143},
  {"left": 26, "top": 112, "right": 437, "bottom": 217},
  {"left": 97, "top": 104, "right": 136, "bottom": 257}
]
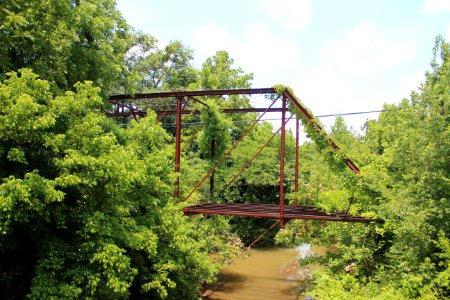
[{"left": 203, "top": 244, "right": 325, "bottom": 300}]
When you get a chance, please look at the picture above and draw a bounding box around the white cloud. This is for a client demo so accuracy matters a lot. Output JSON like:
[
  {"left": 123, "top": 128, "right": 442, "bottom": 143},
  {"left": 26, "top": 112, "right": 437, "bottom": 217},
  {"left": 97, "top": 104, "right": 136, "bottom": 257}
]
[
  {"left": 289, "top": 67, "right": 387, "bottom": 131},
  {"left": 290, "top": 67, "right": 353, "bottom": 114},
  {"left": 398, "top": 72, "right": 424, "bottom": 99},
  {"left": 242, "top": 23, "right": 299, "bottom": 71},
  {"left": 192, "top": 22, "right": 238, "bottom": 56},
  {"left": 260, "top": 0, "right": 313, "bottom": 31},
  {"left": 421, "top": 0, "right": 450, "bottom": 14},
  {"left": 192, "top": 22, "right": 299, "bottom": 78},
  {"left": 318, "top": 22, "right": 416, "bottom": 75}
]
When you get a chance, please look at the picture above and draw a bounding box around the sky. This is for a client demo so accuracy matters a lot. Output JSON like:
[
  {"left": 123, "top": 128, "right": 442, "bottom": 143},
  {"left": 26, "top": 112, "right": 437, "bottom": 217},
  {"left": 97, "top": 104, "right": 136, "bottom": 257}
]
[{"left": 115, "top": 0, "right": 450, "bottom": 131}]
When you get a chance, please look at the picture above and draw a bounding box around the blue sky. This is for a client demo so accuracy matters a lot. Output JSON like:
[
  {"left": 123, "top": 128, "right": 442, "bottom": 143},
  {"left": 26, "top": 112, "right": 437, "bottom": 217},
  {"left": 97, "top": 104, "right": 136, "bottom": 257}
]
[{"left": 116, "top": 0, "right": 450, "bottom": 130}]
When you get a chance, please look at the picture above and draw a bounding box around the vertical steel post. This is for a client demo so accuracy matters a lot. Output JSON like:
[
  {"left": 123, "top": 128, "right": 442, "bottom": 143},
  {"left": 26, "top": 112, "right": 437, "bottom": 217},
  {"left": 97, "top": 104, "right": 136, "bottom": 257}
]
[
  {"left": 294, "top": 116, "right": 299, "bottom": 205},
  {"left": 280, "top": 96, "right": 286, "bottom": 226},
  {"left": 209, "top": 139, "right": 215, "bottom": 199},
  {"left": 174, "top": 97, "right": 182, "bottom": 199}
]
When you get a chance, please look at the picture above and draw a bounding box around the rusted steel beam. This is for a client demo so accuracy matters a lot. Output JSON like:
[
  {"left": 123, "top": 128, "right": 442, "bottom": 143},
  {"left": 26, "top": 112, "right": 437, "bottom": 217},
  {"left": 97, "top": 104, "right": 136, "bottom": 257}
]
[
  {"left": 283, "top": 90, "right": 314, "bottom": 122},
  {"left": 151, "top": 107, "right": 283, "bottom": 115},
  {"left": 108, "top": 88, "right": 276, "bottom": 101},
  {"left": 183, "top": 203, "right": 373, "bottom": 222},
  {"left": 183, "top": 208, "right": 279, "bottom": 219},
  {"left": 213, "top": 107, "right": 284, "bottom": 114},
  {"left": 174, "top": 97, "right": 182, "bottom": 199},
  {"left": 283, "top": 89, "right": 361, "bottom": 175},
  {"left": 105, "top": 107, "right": 285, "bottom": 117},
  {"left": 294, "top": 117, "right": 300, "bottom": 205},
  {"left": 187, "top": 96, "right": 209, "bottom": 107},
  {"left": 183, "top": 203, "right": 321, "bottom": 215},
  {"left": 186, "top": 204, "right": 311, "bottom": 213},
  {"left": 182, "top": 203, "right": 379, "bottom": 223},
  {"left": 279, "top": 96, "right": 286, "bottom": 226},
  {"left": 105, "top": 111, "right": 147, "bottom": 117},
  {"left": 343, "top": 159, "right": 361, "bottom": 174}
]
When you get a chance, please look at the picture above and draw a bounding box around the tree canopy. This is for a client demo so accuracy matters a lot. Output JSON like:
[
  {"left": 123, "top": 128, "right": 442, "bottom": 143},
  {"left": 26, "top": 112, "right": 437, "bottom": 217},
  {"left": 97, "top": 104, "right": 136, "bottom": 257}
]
[
  {"left": 0, "top": 0, "right": 133, "bottom": 94},
  {"left": 0, "top": 69, "right": 222, "bottom": 299}
]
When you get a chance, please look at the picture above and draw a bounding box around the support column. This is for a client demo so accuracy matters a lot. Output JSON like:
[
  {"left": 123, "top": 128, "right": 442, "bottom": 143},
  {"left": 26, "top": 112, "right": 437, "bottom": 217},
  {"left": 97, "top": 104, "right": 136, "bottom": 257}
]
[
  {"left": 280, "top": 96, "right": 286, "bottom": 226},
  {"left": 174, "top": 97, "right": 182, "bottom": 199},
  {"left": 209, "top": 139, "right": 215, "bottom": 199},
  {"left": 294, "top": 116, "right": 299, "bottom": 205}
]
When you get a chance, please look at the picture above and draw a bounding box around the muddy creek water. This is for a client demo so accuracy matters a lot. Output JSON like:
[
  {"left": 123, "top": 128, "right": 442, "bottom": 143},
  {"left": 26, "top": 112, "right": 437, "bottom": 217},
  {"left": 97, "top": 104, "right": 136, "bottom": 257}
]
[{"left": 203, "top": 244, "right": 325, "bottom": 300}]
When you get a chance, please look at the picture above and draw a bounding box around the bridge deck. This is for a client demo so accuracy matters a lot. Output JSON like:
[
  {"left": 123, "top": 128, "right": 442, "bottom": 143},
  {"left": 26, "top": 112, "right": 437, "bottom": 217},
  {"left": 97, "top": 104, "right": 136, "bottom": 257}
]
[{"left": 182, "top": 203, "right": 375, "bottom": 223}]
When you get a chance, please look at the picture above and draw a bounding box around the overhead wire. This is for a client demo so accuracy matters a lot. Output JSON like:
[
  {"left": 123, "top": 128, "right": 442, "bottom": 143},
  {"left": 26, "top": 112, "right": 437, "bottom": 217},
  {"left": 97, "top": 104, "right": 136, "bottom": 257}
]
[{"left": 158, "top": 108, "right": 404, "bottom": 128}]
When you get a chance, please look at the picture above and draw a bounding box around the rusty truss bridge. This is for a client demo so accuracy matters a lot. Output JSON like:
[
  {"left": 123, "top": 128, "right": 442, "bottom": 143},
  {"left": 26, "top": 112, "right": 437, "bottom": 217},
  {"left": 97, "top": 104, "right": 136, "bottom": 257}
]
[{"left": 108, "top": 87, "right": 377, "bottom": 226}]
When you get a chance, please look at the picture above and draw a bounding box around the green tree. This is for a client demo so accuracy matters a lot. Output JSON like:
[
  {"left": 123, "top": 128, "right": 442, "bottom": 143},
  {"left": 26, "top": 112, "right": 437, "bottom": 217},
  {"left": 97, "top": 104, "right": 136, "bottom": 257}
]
[
  {"left": 177, "top": 50, "right": 254, "bottom": 200},
  {"left": 127, "top": 40, "right": 198, "bottom": 92},
  {"left": 196, "top": 51, "right": 252, "bottom": 91},
  {"left": 0, "top": 69, "right": 218, "bottom": 299},
  {"left": 365, "top": 37, "right": 449, "bottom": 298},
  {"left": 0, "top": 0, "right": 133, "bottom": 94},
  {"left": 277, "top": 37, "right": 449, "bottom": 299},
  {"left": 195, "top": 51, "right": 255, "bottom": 139},
  {"left": 196, "top": 102, "right": 232, "bottom": 198}
]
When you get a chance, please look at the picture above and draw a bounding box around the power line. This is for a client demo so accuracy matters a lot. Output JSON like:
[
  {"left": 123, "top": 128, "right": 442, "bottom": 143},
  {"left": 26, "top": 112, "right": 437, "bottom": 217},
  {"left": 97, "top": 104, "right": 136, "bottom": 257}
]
[
  {"left": 159, "top": 108, "right": 403, "bottom": 128},
  {"left": 316, "top": 108, "right": 404, "bottom": 118}
]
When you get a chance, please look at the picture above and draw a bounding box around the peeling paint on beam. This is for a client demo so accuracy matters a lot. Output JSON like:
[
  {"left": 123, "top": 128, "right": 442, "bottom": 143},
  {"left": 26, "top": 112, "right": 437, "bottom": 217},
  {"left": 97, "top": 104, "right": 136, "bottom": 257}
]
[
  {"left": 108, "top": 88, "right": 277, "bottom": 101},
  {"left": 183, "top": 203, "right": 379, "bottom": 223}
]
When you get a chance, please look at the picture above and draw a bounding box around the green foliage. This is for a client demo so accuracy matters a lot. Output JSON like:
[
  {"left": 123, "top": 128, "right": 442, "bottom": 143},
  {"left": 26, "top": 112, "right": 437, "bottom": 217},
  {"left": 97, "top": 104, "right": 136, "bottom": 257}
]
[
  {"left": 0, "top": 0, "right": 133, "bottom": 94},
  {"left": 278, "top": 37, "right": 449, "bottom": 299},
  {"left": 276, "top": 85, "right": 359, "bottom": 186},
  {"left": 429, "top": 234, "right": 450, "bottom": 296},
  {"left": 197, "top": 102, "right": 232, "bottom": 161},
  {"left": 176, "top": 50, "right": 256, "bottom": 202},
  {"left": 127, "top": 40, "right": 198, "bottom": 92},
  {"left": 309, "top": 269, "right": 408, "bottom": 300},
  {"left": 196, "top": 51, "right": 253, "bottom": 91},
  {"left": 0, "top": 70, "right": 218, "bottom": 299},
  {"left": 227, "top": 122, "right": 281, "bottom": 187},
  {"left": 195, "top": 50, "right": 255, "bottom": 140}
]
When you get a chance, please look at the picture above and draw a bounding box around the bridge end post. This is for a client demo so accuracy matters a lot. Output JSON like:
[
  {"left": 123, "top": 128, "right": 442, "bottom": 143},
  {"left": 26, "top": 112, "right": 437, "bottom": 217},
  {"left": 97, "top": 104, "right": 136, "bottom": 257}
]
[
  {"left": 174, "top": 96, "right": 182, "bottom": 199},
  {"left": 280, "top": 95, "right": 286, "bottom": 226}
]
